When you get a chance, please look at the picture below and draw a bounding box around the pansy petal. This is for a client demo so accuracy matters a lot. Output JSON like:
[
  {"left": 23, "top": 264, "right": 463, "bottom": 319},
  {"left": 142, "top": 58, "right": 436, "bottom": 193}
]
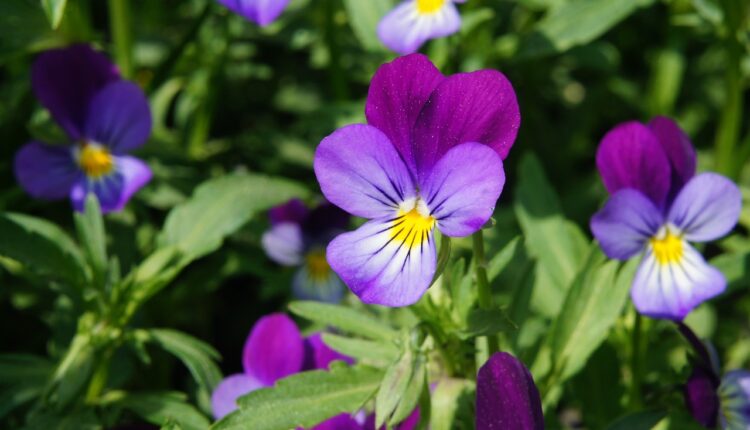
[
  {"left": 314, "top": 124, "right": 416, "bottom": 219},
  {"left": 363, "top": 408, "right": 419, "bottom": 430},
  {"left": 421, "top": 143, "right": 505, "bottom": 237},
  {"left": 211, "top": 374, "right": 264, "bottom": 420},
  {"left": 377, "top": 1, "right": 461, "bottom": 55},
  {"left": 303, "top": 333, "right": 353, "bottom": 371},
  {"left": 218, "top": 0, "right": 291, "bottom": 26},
  {"left": 590, "top": 189, "right": 663, "bottom": 260},
  {"left": 684, "top": 366, "right": 720, "bottom": 428},
  {"left": 719, "top": 370, "right": 750, "bottom": 430},
  {"left": 476, "top": 352, "right": 544, "bottom": 430},
  {"left": 269, "top": 198, "right": 308, "bottom": 226},
  {"left": 14, "top": 141, "right": 81, "bottom": 200},
  {"left": 631, "top": 242, "right": 726, "bottom": 320},
  {"left": 412, "top": 69, "right": 520, "bottom": 178},
  {"left": 262, "top": 222, "right": 304, "bottom": 266},
  {"left": 667, "top": 173, "right": 741, "bottom": 243},
  {"left": 32, "top": 44, "right": 120, "bottom": 139},
  {"left": 649, "top": 116, "right": 696, "bottom": 196},
  {"left": 84, "top": 81, "right": 152, "bottom": 154},
  {"left": 311, "top": 414, "right": 362, "bottom": 430},
  {"left": 596, "top": 121, "right": 672, "bottom": 206},
  {"left": 302, "top": 203, "right": 351, "bottom": 239},
  {"left": 365, "top": 54, "right": 444, "bottom": 173},
  {"left": 327, "top": 217, "right": 437, "bottom": 307},
  {"left": 242, "top": 313, "right": 305, "bottom": 385},
  {"left": 293, "top": 265, "right": 345, "bottom": 303},
  {"left": 70, "top": 156, "right": 152, "bottom": 213}
]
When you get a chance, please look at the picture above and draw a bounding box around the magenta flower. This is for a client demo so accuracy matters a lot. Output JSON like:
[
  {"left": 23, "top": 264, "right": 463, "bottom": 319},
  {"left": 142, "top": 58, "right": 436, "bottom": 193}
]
[
  {"left": 14, "top": 44, "right": 152, "bottom": 213},
  {"left": 313, "top": 54, "right": 519, "bottom": 307},
  {"left": 591, "top": 117, "right": 741, "bottom": 320},
  {"left": 211, "top": 313, "right": 353, "bottom": 420},
  {"left": 378, "top": 0, "right": 466, "bottom": 55},
  {"left": 476, "top": 352, "right": 544, "bottom": 430},
  {"left": 261, "top": 199, "right": 350, "bottom": 303},
  {"left": 218, "top": 0, "right": 290, "bottom": 26}
]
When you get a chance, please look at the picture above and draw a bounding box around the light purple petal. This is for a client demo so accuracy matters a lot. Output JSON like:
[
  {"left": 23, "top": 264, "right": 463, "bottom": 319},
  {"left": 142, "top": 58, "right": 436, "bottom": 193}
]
[
  {"left": 303, "top": 333, "right": 353, "bottom": 371},
  {"left": 476, "top": 352, "right": 544, "bottom": 430},
  {"left": 262, "top": 222, "right": 304, "bottom": 266},
  {"left": 269, "top": 198, "right": 308, "bottom": 226},
  {"left": 719, "top": 370, "right": 750, "bottom": 429},
  {"left": 242, "top": 313, "right": 305, "bottom": 386},
  {"left": 590, "top": 189, "right": 663, "bottom": 260},
  {"left": 365, "top": 54, "right": 444, "bottom": 174},
  {"left": 684, "top": 366, "right": 719, "bottom": 428},
  {"left": 631, "top": 242, "right": 726, "bottom": 320},
  {"left": 83, "top": 81, "right": 152, "bottom": 154},
  {"left": 421, "top": 142, "right": 505, "bottom": 237},
  {"left": 211, "top": 374, "right": 264, "bottom": 420},
  {"left": 377, "top": 1, "right": 461, "bottom": 55},
  {"left": 311, "top": 414, "right": 363, "bottom": 430},
  {"left": 32, "top": 44, "right": 120, "bottom": 140},
  {"left": 411, "top": 70, "right": 520, "bottom": 179},
  {"left": 648, "top": 116, "right": 696, "bottom": 198},
  {"left": 314, "top": 124, "right": 416, "bottom": 219},
  {"left": 70, "top": 155, "right": 152, "bottom": 213},
  {"left": 327, "top": 217, "right": 436, "bottom": 307},
  {"left": 596, "top": 121, "right": 672, "bottom": 207},
  {"left": 292, "top": 264, "right": 346, "bottom": 303},
  {"left": 14, "top": 141, "right": 81, "bottom": 200},
  {"left": 218, "top": 0, "right": 291, "bottom": 26},
  {"left": 667, "top": 173, "right": 742, "bottom": 243}
]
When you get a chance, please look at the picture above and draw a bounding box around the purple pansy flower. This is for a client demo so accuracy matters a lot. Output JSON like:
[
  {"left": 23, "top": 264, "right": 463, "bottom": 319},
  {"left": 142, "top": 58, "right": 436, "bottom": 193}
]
[
  {"left": 314, "top": 54, "right": 519, "bottom": 307},
  {"left": 591, "top": 117, "right": 742, "bottom": 320},
  {"left": 378, "top": 0, "right": 466, "bottom": 55},
  {"left": 14, "top": 44, "right": 152, "bottom": 213},
  {"left": 218, "top": 0, "right": 290, "bottom": 26},
  {"left": 718, "top": 370, "right": 750, "bottom": 429},
  {"left": 261, "top": 199, "right": 350, "bottom": 303},
  {"left": 211, "top": 313, "right": 353, "bottom": 421},
  {"left": 476, "top": 352, "right": 544, "bottom": 430}
]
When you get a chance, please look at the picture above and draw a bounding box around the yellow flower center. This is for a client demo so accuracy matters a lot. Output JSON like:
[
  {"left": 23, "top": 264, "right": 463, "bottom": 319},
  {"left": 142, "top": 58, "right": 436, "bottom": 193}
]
[
  {"left": 77, "top": 144, "right": 114, "bottom": 178},
  {"left": 416, "top": 0, "right": 446, "bottom": 14},
  {"left": 305, "top": 250, "right": 331, "bottom": 282},
  {"left": 650, "top": 230, "right": 683, "bottom": 266},
  {"left": 390, "top": 203, "right": 435, "bottom": 250}
]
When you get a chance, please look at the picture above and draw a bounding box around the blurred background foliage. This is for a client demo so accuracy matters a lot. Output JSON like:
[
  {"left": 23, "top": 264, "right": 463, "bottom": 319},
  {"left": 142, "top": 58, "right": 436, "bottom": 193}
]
[{"left": 0, "top": 0, "right": 749, "bottom": 429}]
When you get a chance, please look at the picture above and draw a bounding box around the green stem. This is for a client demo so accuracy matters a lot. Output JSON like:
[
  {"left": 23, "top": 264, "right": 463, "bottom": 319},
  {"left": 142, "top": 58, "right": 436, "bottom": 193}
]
[
  {"left": 108, "top": 0, "right": 133, "bottom": 78},
  {"left": 472, "top": 230, "right": 499, "bottom": 355},
  {"left": 85, "top": 347, "right": 113, "bottom": 403},
  {"left": 323, "top": 0, "right": 348, "bottom": 101},
  {"left": 714, "top": 34, "right": 744, "bottom": 178},
  {"left": 629, "top": 312, "right": 643, "bottom": 410}
]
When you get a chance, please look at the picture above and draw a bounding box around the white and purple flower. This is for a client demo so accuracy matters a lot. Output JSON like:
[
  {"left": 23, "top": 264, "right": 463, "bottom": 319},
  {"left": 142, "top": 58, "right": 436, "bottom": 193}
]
[
  {"left": 218, "top": 0, "right": 290, "bottom": 26},
  {"left": 313, "top": 54, "right": 520, "bottom": 307},
  {"left": 378, "top": 0, "right": 466, "bottom": 55},
  {"left": 591, "top": 117, "right": 742, "bottom": 320},
  {"left": 14, "top": 44, "right": 152, "bottom": 213},
  {"left": 261, "top": 199, "right": 349, "bottom": 303}
]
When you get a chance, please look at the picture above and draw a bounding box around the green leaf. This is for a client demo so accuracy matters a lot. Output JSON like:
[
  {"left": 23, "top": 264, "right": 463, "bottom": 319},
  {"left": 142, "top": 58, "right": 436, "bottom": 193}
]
[
  {"left": 430, "top": 378, "right": 475, "bottom": 430},
  {"left": 431, "top": 234, "right": 452, "bottom": 285},
  {"left": 390, "top": 353, "right": 425, "bottom": 426},
  {"left": 604, "top": 410, "right": 666, "bottom": 430},
  {"left": 711, "top": 251, "right": 750, "bottom": 293},
  {"left": 376, "top": 350, "right": 415, "bottom": 428},
  {"left": 147, "top": 329, "right": 223, "bottom": 394},
  {"left": 214, "top": 363, "right": 383, "bottom": 430},
  {"left": 74, "top": 194, "right": 108, "bottom": 286},
  {"left": 0, "top": 353, "right": 53, "bottom": 384},
  {"left": 321, "top": 333, "right": 399, "bottom": 363},
  {"left": 114, "top": 391, "right": 210, "bottom": 430},
  {"left": 50, "top": 333, "right": 95, "bottom": 407},
  {"left": 342, "top": 0, "right": 391, "bottom": 51},
  {"left": 158, "top": 173, "right": 308, "bottom": 262},
  {"left": 0, "top": 0, "right": 58, "bottom": 62},
  {"left": 0, "top": 212, "right": 88, "bottom": 286},
  {"left": 289, "top": 301, "right": 399, "bottom": 340},
  {"left": 40, "top": 0, "right": 66, "bottom": 29},
  {"left": 456, "top": 307, "right": 516, "bottom": 340}
]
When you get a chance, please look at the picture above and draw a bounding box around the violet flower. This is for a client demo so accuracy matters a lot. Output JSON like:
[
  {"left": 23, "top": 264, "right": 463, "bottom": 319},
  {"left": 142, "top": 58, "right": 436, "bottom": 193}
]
[
  {"left": 211, "top": 313, "right": 352, "bottom": 421},
  {"left": 476, "top": 352, "right": 544, "bottom": 430},
  {"left": 378, "top": 0, "right": 466, "bottom": 55},
  {"left": 261, "top": 199, "right": 350, "bottom": 303},
  {"left": 314, "top": 54, "right": 519, "bottom": 307},
  {"left": 14, "top": 44, "right": 152, "bottom": 213},
  {"left": 218, "top": 0, "right": 290, "bottom": 26},
  {"left": 718, "top": 370, "right": 750, "bottom": 429},
  {"left": 591, "top": 118, "right": 741, "bottom": 320}
]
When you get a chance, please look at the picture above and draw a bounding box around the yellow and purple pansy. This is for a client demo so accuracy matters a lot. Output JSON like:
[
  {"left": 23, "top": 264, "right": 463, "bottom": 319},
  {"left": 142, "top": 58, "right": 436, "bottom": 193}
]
[{"left": 378, "top": 0, "right": 467, "bottom": 55}]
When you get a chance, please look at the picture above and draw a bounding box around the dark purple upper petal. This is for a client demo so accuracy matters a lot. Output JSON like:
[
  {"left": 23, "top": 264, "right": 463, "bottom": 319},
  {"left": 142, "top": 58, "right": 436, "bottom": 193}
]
[
  {"left": 218, "top": 0, "right": 291, "bottom": 26},
  {"left": 32, "top": 44, "right": 120, "bottom": 140},
  {"left": 411, "top": 69, "right": 520, "bottom": 179},
  {"left": 596, "top": 121, "right": 672, "bottom": 207},
  {"left": 648, "top": 116, "right": 696, "bottom": 200},
  {"left": 476, "top": 352, "right": 544, "bottom": 430},
  {"left": 303, "top": 333, "right": 354, "bottom": 371},
  {"left": 365, "top": 54, "right": 444, "bottom": 174},
  {"left": 242, "top": 313, "right": 305, "bottom": 386},
  {"left": 14, "top": 141, "right": 81, "bottom": 200},
  {"left": 310, "top": 414, "right": 363, "bottom": 430},
  {"left": 270, "top": 199, "right": 309, "bottom": 226},
  {"left": 83, "top": 81, "right": 152, "bottom": 154},
  {"left": 684, "top": 366, "right": 720, "bottom": 428},
  {"left": 364, "top": 408, "right": 420, "bottom": 430},
  {"left": 302, "top": 203, "right": 351, "bottom": 238}
]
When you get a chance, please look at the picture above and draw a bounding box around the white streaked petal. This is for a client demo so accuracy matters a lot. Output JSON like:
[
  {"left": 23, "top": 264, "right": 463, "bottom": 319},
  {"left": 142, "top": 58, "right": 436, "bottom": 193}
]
[
  {"left": 261, "top": 222, "right": 303, "bottom": 266},
  {"left": 631, "top": 240, "right": 725, "bottom": 320}
]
